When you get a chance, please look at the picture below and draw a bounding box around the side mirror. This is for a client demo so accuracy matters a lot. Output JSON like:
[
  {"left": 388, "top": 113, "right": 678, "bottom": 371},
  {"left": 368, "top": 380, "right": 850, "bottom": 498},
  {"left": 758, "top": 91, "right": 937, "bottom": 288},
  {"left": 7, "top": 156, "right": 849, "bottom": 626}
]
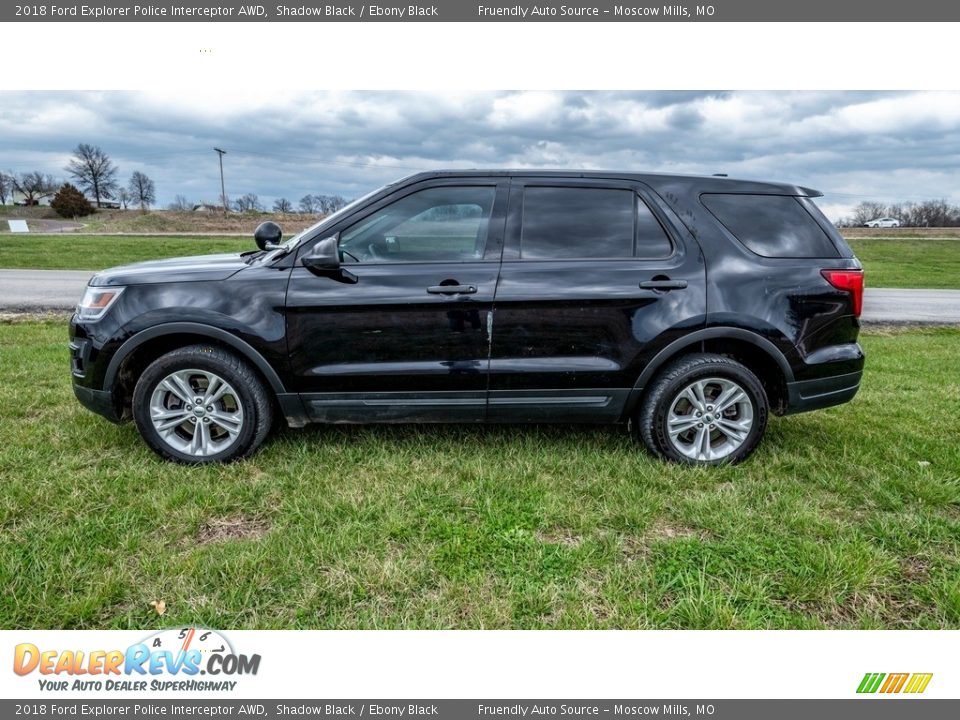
[
  {"left": 301, "top": 236, "right": 340, "bottom": 273},
  {"left": 302, "top": 236, "right": 357, "bottom": 283},
  {"left": 254, "top": 221, "right": 283, "bottom": 250}
]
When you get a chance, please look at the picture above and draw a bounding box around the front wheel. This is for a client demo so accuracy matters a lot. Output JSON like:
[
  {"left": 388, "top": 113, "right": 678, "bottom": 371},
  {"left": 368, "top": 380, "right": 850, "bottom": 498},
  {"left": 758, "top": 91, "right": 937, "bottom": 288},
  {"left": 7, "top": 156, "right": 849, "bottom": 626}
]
[
  {"left": 636, "top": 353, "right": 768, "bottom": 465},
  {"left": 132, "top": 345, "right": 273, "bottom": 464}
]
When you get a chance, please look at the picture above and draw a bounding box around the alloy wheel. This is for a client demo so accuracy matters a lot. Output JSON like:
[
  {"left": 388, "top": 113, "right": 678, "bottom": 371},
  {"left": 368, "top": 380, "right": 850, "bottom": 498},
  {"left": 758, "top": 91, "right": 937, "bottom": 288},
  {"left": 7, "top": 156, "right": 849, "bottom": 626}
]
[
  {"left": 665, "top": 376, "right": 754, "bottom": 462},
  {"left": 148, "top": 369, "right": 245, "bottom": 457}
]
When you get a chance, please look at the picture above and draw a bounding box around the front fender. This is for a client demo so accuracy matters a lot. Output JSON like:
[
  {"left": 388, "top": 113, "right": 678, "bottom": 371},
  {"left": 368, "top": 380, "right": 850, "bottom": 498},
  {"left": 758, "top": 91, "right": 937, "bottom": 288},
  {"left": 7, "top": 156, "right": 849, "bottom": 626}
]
[{"left": 103, "top": 321, "right": 287, "bottom": 394}]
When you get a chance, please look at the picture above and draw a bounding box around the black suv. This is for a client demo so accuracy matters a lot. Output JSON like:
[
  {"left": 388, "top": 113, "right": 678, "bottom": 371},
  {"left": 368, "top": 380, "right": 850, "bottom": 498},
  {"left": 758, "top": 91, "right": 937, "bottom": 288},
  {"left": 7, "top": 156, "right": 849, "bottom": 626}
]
[{"left": 70, "top": 171, "right": 865, "bottom": 465}]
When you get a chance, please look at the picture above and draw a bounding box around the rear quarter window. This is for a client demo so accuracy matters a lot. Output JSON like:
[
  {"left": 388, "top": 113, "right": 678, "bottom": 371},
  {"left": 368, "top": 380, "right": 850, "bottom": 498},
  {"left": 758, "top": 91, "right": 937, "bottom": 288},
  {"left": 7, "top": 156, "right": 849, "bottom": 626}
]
[{"left": 701, "top": 193, "right": 841, "bottom": 258}]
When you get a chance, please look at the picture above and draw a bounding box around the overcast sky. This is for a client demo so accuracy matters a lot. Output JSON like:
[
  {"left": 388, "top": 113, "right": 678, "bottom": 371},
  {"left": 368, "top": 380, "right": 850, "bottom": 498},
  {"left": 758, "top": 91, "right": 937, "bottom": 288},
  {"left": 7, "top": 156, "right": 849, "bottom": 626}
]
[{"left": 1, "top": 90, "right": 958, "bottom": 221}]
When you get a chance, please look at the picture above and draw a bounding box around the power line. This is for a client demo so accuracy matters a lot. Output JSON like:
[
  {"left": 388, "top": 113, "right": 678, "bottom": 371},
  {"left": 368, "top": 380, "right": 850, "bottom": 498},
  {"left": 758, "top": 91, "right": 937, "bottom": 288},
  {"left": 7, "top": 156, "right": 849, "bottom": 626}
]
[
  {"left": 227, "top": 148, "right": 430, "bottom": 172},
  {"left": 817, "top": 190, "right": 959, "bottom": 202}
]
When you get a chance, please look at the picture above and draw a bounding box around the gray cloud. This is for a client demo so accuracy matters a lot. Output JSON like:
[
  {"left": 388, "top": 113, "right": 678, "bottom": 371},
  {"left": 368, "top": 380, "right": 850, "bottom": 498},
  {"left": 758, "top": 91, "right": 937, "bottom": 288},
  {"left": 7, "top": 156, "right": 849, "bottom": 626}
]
[{"left": 0, "top": 90, "right": 957, "bottom": 220}]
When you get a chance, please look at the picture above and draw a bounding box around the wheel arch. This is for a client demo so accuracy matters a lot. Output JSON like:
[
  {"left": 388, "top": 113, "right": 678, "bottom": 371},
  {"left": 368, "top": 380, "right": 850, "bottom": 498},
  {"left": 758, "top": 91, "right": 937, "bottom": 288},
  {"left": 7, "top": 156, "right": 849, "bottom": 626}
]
[
  {"left": 104, "top": 323, "right": 287, "bottom": 420},
  {"left": 622, "top": 327, "right": 795, "bottom": 420},
  {"left": 106, "top": 323, "right": 286, "bottom": 393}
]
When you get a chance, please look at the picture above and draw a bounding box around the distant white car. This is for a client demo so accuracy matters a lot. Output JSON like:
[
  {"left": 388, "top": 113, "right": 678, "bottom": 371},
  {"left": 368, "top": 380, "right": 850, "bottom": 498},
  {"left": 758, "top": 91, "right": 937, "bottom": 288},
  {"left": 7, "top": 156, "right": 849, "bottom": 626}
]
[{"left": 864, "top": 217, "right": 901, "bottom": 228}]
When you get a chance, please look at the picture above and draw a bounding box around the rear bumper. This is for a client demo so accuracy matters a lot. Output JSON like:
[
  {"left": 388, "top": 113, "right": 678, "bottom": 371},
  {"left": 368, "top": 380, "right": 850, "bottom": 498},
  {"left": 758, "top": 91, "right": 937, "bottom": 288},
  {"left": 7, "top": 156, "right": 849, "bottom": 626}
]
[
  {"left": 784, "top": 370, "right": 862, "bottom": 415},
  {"left": 73, "top": 383, "right": 122, "bottom": 423}
]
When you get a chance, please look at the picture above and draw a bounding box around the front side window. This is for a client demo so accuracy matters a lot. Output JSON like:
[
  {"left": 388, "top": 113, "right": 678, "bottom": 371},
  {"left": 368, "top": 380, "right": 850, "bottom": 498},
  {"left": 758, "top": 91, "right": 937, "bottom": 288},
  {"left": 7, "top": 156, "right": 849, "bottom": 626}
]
[{"left": 339, "top": 186, "right": 496, "bottom": 263}]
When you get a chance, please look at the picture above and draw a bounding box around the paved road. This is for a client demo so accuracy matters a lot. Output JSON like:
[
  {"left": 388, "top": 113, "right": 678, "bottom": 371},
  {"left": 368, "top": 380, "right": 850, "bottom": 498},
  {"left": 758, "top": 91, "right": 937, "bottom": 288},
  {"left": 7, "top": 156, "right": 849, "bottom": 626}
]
[
  {"left": 0, "top": 269, "right": 958, "bottom": 323},
  {"left": 861, "top": 288, "right": 960, "bottom": 324},
  {"left": 0, "top": 269, "right": 92, "bottom": 311}
]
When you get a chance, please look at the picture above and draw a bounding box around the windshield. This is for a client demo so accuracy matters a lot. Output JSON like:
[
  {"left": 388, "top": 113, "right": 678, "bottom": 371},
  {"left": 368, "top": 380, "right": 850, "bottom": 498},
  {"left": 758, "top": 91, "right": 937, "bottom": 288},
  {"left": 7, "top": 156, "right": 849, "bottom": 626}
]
[{"left": 278, "top": 185, "right": 390, "bottom": 251}]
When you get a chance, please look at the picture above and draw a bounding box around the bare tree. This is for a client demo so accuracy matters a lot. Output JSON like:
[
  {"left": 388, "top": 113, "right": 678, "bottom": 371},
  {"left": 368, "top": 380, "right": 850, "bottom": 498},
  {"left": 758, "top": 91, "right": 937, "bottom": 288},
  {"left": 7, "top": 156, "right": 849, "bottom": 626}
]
[
  {"left": 13, "top": 172, "right": 58, "bottom": 205},
  {"left": 914, "top": 198, "right": 950, "bottom": 227},
  {"left": 273, "top": 197, "right": 293, "bottom": 213},
  {"left": 233, "top": 193, "right": 264, "bottom": 212},
  {"left": 887, "top": 202, "right": 905, "bottom": 224},
  {"left": 851, "top": 201, "right": 887, "bottom": 226},
  {"left": 949, "top": 205, "right": 960, "bottom": 227},
  {"left": 168, "top": 194, "right": 193, "bottom": 211},
  {"left": 0, "top": 171, "right": 12, "bottom": 205},
  {"left": 116, "top": 188, "right": 130, "bottom": 209},
  {"left": 128, "top": 171, "right": 156, "bottom": 210},
  {"left": 317, "top": 194, "right": 335, "bottom": 214},
  {"left": 312, "top": 194, "right": 349, "bottom": 214},
  {"left": 299, "top": 194, "right": 318, "bottom": 213},
  {"left": 66, "top": 143, "right": 118, "bottom": 208}
]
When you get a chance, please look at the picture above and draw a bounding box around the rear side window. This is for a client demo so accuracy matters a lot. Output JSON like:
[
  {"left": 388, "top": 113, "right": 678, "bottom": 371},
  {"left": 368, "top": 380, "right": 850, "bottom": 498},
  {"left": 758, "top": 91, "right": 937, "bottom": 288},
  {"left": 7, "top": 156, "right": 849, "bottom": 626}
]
[
  {"left": 636, "top": 197, "right": 673, "bottom": 258},
  {"left": 520, "top": 187, "right": 672, "bottom": 259},
  {"left": 701, "top": 193, "right": 840, "bottom": 258}
]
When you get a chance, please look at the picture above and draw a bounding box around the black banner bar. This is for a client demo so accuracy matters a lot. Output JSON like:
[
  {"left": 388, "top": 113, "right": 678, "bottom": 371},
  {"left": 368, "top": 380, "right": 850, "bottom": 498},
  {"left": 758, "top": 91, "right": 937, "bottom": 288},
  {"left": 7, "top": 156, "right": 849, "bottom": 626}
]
[
  {"left": 2, "top": 700, "right": 958, "bottom": 719},
  {"left": 4, "top": 0, "right": 960, "bottom": 22}
]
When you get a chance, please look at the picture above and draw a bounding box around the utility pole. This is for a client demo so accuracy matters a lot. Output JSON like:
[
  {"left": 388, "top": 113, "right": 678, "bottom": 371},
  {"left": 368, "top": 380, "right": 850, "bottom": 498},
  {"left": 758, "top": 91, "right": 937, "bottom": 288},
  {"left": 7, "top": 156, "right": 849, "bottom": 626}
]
[{"left": 214, "top": 147, "right": 228, "bottom": 214}]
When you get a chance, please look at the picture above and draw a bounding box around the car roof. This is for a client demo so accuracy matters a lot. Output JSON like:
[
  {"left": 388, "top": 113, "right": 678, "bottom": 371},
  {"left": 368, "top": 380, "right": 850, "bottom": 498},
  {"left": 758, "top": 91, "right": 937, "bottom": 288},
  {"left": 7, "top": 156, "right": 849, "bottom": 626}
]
[{"left": 396, "top": 169, "right": 822, "bottom": 198}]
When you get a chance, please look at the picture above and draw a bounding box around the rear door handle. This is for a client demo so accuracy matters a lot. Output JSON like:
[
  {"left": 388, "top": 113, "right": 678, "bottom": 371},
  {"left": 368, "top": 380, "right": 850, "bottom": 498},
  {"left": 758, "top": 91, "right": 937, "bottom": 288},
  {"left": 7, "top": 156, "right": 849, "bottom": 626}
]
[
  {"left": 639, "top": 279, "right": 688, "bottom": 290},
  {"left": 426, "top": 285, "right": 477, "bottom": 295}
]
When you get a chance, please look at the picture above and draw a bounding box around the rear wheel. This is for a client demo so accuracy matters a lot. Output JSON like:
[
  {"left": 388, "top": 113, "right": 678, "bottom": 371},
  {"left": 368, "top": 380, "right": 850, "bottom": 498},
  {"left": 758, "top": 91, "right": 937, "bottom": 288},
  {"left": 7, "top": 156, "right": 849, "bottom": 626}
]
[
  {"left": 636, "top": 353, "right": 768, "bottom": 465},
  {"left": 132, "top": 345, "right": 273, "bottom": 464}
]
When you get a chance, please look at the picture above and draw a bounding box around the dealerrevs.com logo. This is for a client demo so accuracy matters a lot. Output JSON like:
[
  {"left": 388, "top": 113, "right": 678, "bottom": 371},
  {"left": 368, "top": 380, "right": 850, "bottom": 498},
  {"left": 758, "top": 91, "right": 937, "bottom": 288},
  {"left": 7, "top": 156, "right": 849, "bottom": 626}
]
[
  {"left": 857, "top": 672, "right": 933, "bottom": 694},
  {"left": 13, "top": 628, "right": 260, "bottom": 692}
]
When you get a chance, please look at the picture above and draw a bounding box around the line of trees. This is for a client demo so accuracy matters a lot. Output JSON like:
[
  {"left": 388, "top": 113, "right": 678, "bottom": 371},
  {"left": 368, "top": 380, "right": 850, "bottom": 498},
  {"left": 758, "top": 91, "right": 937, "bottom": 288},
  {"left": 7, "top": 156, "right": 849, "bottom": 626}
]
[
  {"left": 232, "top": 193, "right": 264, "bottom": 212},
  {"left": 298, "top": 194, "right": 348, "bottom": 215},
  {"left": 270, "top": 195, "right": 348, "bottom": 214},
  {"left": 5, "top": 143, "right": 348, "bottom": 217},
  {"left": 838, "top": 199, "right": 960, "bottom": 227},
  {"left": 1, "top": 143, "right": 157, "bottom": 216},
  {"left": 166, "top": 192, "right": 349, "bottom": 215}
]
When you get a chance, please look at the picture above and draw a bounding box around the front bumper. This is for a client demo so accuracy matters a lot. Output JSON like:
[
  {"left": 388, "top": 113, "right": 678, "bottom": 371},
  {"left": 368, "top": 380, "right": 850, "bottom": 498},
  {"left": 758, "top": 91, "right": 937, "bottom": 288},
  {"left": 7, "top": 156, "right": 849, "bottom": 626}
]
[
  {"left": 73, "top": 382, "right": 122, "bottom": 423},
  {"left": 70, "top": 316, "right": 123, "bottom": 423}
]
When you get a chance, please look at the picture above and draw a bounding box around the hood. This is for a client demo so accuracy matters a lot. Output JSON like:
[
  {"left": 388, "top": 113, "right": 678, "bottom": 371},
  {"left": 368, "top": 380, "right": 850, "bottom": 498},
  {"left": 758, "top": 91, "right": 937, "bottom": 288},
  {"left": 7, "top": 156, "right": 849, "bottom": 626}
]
[{"left": 88, "top": 253, "right": 250, "bottom": 287}]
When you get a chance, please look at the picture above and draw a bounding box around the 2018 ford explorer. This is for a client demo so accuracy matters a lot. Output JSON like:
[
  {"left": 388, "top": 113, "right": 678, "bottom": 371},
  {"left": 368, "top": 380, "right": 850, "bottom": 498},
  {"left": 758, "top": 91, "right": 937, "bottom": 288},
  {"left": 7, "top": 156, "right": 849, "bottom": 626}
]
[{"left": 69, "top": 171, "right": 865, "bottom": 465}]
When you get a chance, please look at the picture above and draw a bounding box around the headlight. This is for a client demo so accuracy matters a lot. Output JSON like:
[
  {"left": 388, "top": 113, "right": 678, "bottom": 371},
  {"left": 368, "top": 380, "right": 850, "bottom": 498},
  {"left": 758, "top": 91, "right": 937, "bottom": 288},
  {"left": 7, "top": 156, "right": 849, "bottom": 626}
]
[{"left": 76, "top": 286, "right": 125, "bottom": 321}]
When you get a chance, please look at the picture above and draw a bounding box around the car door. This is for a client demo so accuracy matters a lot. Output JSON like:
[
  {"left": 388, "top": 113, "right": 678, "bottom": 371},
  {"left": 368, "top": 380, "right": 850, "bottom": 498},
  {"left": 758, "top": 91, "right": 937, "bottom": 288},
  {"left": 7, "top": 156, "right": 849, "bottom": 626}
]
[
  {"left": 487, "top": 177, "right": 706, "bottom": 422},
  {"left": 286, "top": 179, "right": 508, "bottom": 422}
]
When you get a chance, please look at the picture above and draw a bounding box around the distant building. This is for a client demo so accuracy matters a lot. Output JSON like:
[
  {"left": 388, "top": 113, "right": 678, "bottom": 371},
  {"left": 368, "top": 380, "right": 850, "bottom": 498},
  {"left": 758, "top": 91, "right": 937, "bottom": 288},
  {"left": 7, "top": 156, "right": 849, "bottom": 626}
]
[{"left": 11, "top": 190, "right": 46, "bottom": 207}]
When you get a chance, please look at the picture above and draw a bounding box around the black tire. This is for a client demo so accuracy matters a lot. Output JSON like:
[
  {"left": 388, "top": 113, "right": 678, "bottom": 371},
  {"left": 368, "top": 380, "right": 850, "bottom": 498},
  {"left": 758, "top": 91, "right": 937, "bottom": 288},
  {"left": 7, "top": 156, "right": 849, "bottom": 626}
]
[
  {"left": 635, "top": 353, "right": 768, "bottom": 465},
  {"left": 132, "top": 345, "right": 273, "bottom": 464}
]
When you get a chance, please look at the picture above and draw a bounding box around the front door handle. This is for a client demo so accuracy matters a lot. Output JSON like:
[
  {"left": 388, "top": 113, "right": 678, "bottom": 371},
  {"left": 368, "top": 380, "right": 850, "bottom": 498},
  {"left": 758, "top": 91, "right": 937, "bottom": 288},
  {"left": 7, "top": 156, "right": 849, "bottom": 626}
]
[
  {"left": 639, "top": 279, "right": 688, "bottom": 290},
  {"left": 427, "top": 284, "right": 477, "bottom": 295}
]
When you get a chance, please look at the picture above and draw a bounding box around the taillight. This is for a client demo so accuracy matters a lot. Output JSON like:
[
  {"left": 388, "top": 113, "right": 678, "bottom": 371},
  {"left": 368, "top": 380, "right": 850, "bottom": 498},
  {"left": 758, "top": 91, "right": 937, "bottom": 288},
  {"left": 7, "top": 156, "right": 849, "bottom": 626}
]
[{"left": 821, "top": 269, "right": 864, "bottom": 317}]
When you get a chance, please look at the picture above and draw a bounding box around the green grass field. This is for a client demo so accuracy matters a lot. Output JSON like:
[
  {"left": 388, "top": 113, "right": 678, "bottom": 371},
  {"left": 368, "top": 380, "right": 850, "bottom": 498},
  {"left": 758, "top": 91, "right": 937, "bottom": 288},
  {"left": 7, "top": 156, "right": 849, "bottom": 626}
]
[
  {"left": 847, "top": 238, "right": 960, "bottom": 289},
  {"left": 1, "top": 320, "right": 958, "bottom": 629},
  {"left": 0, "top": 234, "right": 957, "bottom": 289},
  {"left": 0, "top": 235, "right": 249, "bottom": 270}
]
